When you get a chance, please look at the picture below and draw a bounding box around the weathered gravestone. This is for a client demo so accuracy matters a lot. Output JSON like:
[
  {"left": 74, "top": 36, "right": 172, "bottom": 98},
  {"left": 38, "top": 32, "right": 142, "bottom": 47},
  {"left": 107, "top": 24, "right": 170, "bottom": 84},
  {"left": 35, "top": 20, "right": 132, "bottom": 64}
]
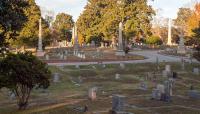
[
  {"left": 188, "top": 90, "right": 200, "bottom": 99},
  {"left": 139, "top": 81, "right": 147, "bottom": 91},
  {"left": 45, "top": 54, "right": 49, "bottom": 60},
  {"left": 162, "top": 65, "right": 171, "bottom": 77},
  {"left": 193, "top": 68, "right": 199, "bottom": 75},
  {"left": 115, "top": 74, "right": 120, "bottom": 80},
  {"left": 120, "top": 63, "right": 125, "bottom": 69},
  {"left": 181, "top": 58, "right": 185, "bottom": 70},
  {"left": 88, "top": 87, "right": 97, "bottom": 101},
  {"left": 8, "top": 91, "right": 16, "bottom": 100},
  {"left": 112, "top": 95, "right": 125, "bottom": 112},
  {"left": 75, "top": 65, "right": 80, "bottom": 69},
  {"left": 53, "top": 73, "right": 60, "bottom": 83},
  {"left": 152, "top": 89, "right": 160, "bottom": 100}
]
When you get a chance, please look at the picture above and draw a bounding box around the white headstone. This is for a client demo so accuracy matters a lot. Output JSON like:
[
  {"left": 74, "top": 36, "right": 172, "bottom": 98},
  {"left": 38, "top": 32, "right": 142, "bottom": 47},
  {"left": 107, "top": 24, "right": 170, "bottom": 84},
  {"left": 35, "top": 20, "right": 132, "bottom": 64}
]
[
  {"left": 45, "top": 54, "right": 49, "bottom": 60},
  {"left": 88, "top": 87, "right": 97, "bottom": 101},
  {"left": 53, "top": 73, "right": 60, "bottom": 83},
  {"left": 120, "top": 63, "right": 125, "bottom": 69},
  {"left": 193, "top": 68, "right": 199, "bottom": 75},
  {"left": 115, "top": 74, "right": 120, "bottom": 80},
  {"left": 157, "top": 84, "right": 165, "bottom": 94}
]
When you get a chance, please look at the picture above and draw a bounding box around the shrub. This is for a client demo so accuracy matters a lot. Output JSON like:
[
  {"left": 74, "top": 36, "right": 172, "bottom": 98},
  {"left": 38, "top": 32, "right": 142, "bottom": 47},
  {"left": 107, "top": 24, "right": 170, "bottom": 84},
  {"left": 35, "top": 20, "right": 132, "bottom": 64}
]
[{"left": 0, "top": 52, "right": 51, "bottom": 109}]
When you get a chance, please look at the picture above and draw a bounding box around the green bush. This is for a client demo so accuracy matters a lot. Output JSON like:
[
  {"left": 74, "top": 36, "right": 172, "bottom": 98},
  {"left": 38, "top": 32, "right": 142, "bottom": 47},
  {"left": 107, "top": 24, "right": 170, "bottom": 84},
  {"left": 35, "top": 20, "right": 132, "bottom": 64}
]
[{"left": 145, "top": 36, "right": 163, "bottom": 45}]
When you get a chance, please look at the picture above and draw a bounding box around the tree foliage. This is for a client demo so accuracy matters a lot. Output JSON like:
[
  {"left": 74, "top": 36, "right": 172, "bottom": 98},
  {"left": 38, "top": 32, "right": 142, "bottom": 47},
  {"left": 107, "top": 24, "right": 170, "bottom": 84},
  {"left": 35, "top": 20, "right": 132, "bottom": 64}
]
[
  {"left": 145, "top": 36, "right": 162, "bottom": 45},
  {"left": 52, "top": 13, "right": 74, "bottom": 41},
  {"left": 0, "top": 52, "right": 51, "bottom": 109},
  {"left": 0, "top": 0, "right": 28, "bottom": 46},
  {"left": 9, "top": 0, "right": 51, "bottom": 48},
  {"left": 187, "top": 3, "right": 200, "bottom": 36},
  {"left": 77, "top": 0, "right": 154, "bottom": 43}
]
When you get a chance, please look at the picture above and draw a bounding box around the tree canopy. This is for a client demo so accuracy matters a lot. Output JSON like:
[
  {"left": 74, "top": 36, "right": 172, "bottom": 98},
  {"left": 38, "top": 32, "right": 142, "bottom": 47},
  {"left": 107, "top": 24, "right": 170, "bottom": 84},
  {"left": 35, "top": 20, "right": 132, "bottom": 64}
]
[
  {"left": 77, "top": 0, "right": 154, "bottom": 43},
  {"left": 0, "top": 0, "right": 28, "bottom": 46},
  {"left": 52, "top": 13, "right": 74, "bottom": 41},
  {"left": 9, "top": 0, "right": 51, "bottom": 48}
]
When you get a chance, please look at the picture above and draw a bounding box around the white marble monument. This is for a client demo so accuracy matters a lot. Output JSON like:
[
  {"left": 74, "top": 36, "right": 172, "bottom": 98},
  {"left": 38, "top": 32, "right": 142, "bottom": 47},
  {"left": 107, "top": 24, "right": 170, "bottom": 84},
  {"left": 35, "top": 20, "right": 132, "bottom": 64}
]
[{"left": 115, "top": 22, "right": 125, "bottom": 56}]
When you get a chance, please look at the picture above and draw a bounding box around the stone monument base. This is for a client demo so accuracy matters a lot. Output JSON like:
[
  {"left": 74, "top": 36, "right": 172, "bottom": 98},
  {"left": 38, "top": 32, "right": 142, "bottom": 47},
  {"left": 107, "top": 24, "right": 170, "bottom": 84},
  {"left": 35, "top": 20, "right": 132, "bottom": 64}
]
[
  {"left": 36, "top": 51, "right": 45, "bottom": 57},
  {"left": 177, "top": 46, "right": 186, "bottom": 54},
  {"left": 115, "top": 50, "right": 125, "bottom": 56}
]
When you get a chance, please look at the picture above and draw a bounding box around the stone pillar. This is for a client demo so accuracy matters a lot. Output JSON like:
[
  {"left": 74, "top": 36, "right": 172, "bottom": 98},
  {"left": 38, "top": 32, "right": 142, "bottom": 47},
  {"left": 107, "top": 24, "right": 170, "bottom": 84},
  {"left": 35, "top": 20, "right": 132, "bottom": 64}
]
[
  {"left": 73, "top": 24, "right": 79, "bottom": 50},
  {"left": 115, "top": 22, "right": 125, "bottom": 56},
  {"left": 167, "top": 18, "right": 172, "bottom": 46},
  {"left": 177, "top": 33, "right": 186, "bottom": 54},
  {"left": 37, "top": 18, "right": 45, "bottom": 56}
]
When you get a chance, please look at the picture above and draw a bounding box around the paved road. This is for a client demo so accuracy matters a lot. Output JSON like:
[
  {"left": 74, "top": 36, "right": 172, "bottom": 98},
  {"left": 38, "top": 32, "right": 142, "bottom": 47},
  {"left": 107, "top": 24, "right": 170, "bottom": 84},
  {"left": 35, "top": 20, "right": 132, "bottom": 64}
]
[{"left": 48, "top": 50, "right": 199, "bottom": 66}]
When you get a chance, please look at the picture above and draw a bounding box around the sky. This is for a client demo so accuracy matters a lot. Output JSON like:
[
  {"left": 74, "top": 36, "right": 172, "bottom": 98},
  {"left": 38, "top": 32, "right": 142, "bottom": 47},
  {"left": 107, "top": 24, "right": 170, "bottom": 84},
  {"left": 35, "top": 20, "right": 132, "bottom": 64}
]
[{"left": 35, "top": 0, "right": 198, "bottom": 21}]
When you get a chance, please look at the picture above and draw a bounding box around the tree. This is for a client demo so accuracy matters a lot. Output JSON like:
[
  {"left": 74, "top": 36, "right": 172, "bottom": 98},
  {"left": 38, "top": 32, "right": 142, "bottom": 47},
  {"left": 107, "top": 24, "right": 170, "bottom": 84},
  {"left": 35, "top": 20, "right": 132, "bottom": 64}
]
[
  {"left": 174, "top": 8, "right": 192, "bottom": 36},
  {"left": 0, "top": 0, "right": 28, "bottom": 46},
  {"left": 187, "top": 3, "right": 200, "bottom": 36},
  {"left": 9, "top": 0, "right": 51, "bottom": 48},
  {"left": 77, "top": 0, "right": 154, "bottom": 43},
  {"left": 52, "top": 13, "right": 74, "bottom": 41},
  {"left": 0, "top": 52, "right": 51, "bottom": 109}
]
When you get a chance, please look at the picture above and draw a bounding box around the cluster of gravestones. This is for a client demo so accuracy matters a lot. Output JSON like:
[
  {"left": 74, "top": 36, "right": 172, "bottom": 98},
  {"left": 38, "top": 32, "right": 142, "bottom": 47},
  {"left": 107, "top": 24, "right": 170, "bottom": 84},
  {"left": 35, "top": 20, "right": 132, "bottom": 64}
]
[
  {"left": 45, "top": 50, "right": 69, "bottom": 60},
  {"left": 74, "top": 50, "right": 86, "bottom": 59},
  {"left": 151, "top": 79, "right": 174, "bottom": 102}
]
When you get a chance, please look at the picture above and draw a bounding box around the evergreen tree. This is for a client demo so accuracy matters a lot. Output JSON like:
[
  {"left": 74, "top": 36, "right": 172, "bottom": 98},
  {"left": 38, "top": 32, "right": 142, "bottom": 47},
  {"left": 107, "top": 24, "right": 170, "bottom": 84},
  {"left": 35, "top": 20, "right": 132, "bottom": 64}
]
[
  {"left": 52, "top": 13, "right": 74, "bottom": 41},
  {"left": 77, "top": 0, "right": 154, "bottom": 43}
]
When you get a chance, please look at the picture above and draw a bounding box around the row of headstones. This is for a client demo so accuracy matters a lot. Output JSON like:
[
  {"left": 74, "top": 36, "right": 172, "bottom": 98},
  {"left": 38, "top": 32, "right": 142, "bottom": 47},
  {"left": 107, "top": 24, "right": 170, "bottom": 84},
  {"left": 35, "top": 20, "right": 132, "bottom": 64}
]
[
  {"left": 74, "top": 50, "right": 86, "bottom": 59},
  {"left": 151, "top": 79, "right": 174, "bottom": 102},
  {"left": 88, "top": 87, "right": 131, "bottom": 114},
  {"left": 162, "top": 64, "right": 199, "bottom": 77}
]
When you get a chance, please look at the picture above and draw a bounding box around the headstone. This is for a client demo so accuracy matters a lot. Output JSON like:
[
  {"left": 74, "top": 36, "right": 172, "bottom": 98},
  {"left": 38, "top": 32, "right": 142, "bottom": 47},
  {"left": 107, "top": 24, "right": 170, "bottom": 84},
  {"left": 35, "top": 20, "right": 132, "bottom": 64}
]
[
  {"left": 156, "top": 57, "right": 160, "bottom": 70},
  {"left": 193, "top": 68, "right": 199, "bottom": 75},
  {"left": 177, "top": 34, "right": 186, "bottom": 54},
  {"left": 188, "top": 90, "right": 200, "bottom": 99},
  {"left": 172, "top": 72, "right": 177, "bottom": 79},
  {"left": 152, "top": 89, "right": 160, "bottom": 100},
  {"left": 45, "top": 54, "right": 49, "bottom": 60},
  {"left": 115, "top": 74, "right": 120, "bottom": 80},
  {"left": 75, "top": 65, "right": 80, "bottom": 69},
  {"left": 91, "top": 41, "right": 95, "bottom": 47},
  {"left": 157, "top": 84, "right": 165, "bottom": 94},
  {"left": 165, "top": 65, "right": 171, "bottom": 73},
  {"left": 9, "top": 91, "right": 16, "bottom": 100},
  {"left": 60, "top": 53, "right": 64, "bottom": 60},
  {"left": 112, "top": 95, "right": 125, "bottom": 112},
  {"left": 181, "top": 58, "right": 185, "bottom": 70},
  {"left": 102, "top": 64, "right": 106, "bottom": 68},
  {"left": 163, "top": 65, "right": 171, "bottom": 77},
  {"left": 120, "top": 63, "right": 125, "bottom": 69},
  {"left": 88, "top": 87, "right": 97, "bottom": 101},
  {"left": 53, "top": 73, "right": 60, "bottom": 83},
  {"left": 92, "top": 66, "right": 96, "bottom": 69},
  {"left": 139, "top": 81, "right": 147, "bottom": 90}
]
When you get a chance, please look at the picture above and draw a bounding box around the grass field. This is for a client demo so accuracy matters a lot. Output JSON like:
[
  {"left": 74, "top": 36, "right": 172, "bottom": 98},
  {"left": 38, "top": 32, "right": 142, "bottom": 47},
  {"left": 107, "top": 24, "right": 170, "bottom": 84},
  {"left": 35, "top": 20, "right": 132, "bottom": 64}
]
[{"left": 0, "top": 62, "right": 200, "bottom": 114}]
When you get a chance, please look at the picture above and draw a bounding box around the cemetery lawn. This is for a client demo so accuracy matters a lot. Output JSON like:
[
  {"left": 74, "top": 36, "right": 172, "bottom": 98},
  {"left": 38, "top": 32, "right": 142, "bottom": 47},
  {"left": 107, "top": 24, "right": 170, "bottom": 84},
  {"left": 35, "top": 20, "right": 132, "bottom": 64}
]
[{"left": 0, "top": 62, "right": 200, "bottom": 114}]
